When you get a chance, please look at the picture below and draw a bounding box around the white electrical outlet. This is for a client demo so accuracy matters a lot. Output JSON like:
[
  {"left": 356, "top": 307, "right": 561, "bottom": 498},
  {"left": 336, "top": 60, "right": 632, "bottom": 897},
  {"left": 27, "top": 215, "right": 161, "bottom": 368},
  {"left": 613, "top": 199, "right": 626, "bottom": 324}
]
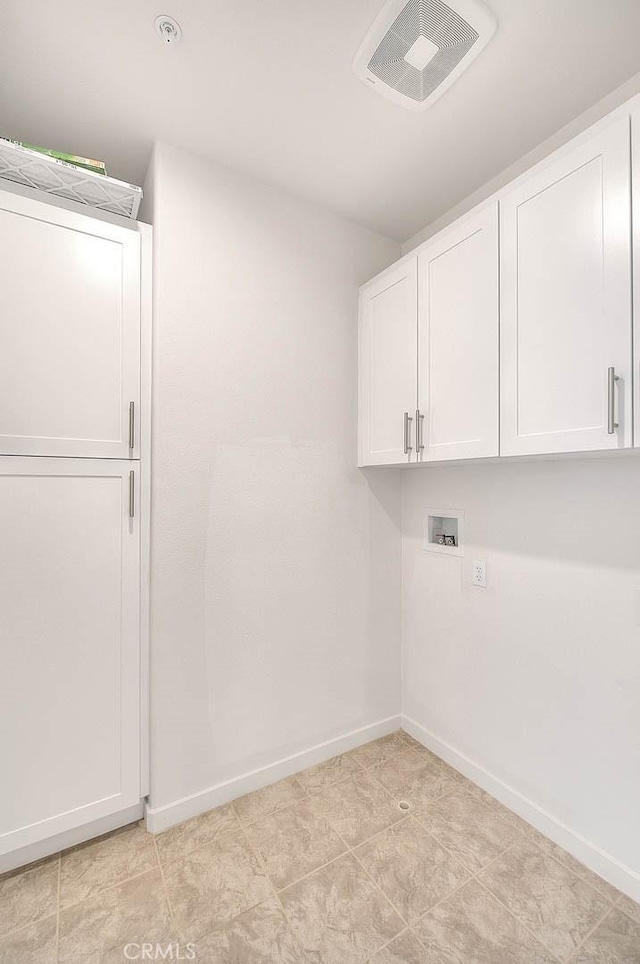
[{"left": 472, "top": 560, "right": 487, "bottom": 588}]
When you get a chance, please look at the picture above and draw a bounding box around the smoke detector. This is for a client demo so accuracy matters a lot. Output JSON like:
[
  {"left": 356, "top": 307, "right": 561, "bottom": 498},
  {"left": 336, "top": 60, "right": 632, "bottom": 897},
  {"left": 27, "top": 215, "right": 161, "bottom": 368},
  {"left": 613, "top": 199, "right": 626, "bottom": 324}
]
[
  {"left": 155, "top": 15, "right": 182, "bottom": 44},
  {"left": 353, "top": 0, "right": 496, "bottom": 111}
]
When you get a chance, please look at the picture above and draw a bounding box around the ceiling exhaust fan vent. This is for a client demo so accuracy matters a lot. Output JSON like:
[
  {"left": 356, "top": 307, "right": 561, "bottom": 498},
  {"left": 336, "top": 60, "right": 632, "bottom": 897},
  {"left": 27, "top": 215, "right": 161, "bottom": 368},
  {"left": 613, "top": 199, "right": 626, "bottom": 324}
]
[{"left": 353, "top": 0, "right": 496, "bottom": 111}]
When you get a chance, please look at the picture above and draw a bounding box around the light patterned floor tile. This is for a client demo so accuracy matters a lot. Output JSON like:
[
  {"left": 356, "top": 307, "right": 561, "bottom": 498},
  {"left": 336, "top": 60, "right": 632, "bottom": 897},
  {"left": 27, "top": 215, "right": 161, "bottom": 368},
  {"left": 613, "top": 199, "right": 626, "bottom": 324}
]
[
  {"left": 296, "top": 753, "right": 364, "bottom": 795},
  {"left": 617, "top": 893, "right": 640, "bottom": 925},
  {"left": 60, "top": 821, "right": 157, "bottom": 907},
  {"left": 373, "top": 749, "right": 459, "bottom": 808},
  {"left": 398, "top": 732, "right": 424, "bottom": 752},
  {"left": 192, "top": 898, "right": 309, "bottom": 963},
  {"left": 312, "top": 770, "right": 404, "bottom": 848},
  {"left": 415, "top": 788, "right": 524, "bottom": 873},
  {"left": 0, "top": 855, "right": 59, "bottom": 939},
  {"left": 413, "top": 879, "right": 557, "bottom": 964},
  {"left": 155, "top": 802, "right": 239, "bottom": 864},
  {"left": 348, "top": 733, "right": 409, "bottom": 769},
  {"left": 0, "top": 915, "right": 57, "bottom": 964},
  {"left": 478, "top": 841, "right": 612, "bottom": 960},
  {"left": 367, "top": 930, "right": 426, "bottom": 963},
  {"left": 459, "top": 784, "right": 538, "bottom": 840},
  {"left": 463, "top": 787, "right": 622, "bottom": 902},
  {"left": 163, "top": 829, "right": 272, "bottom": 940},
  {"left": 404, "top": 740, "right": 458, "bottom": 775},
  {"left": 280, "top": 852, "right": 404, "bottom": 964},
  {"left": 574, "top": 908, "right": 640, "bottom": 964},
  {"left": 5, "top": 731, "right": 636, "bottom": 964},
  {"left": 234, "top": 776, "right": 307, "bottom": 826},
  {"left": 355, "top": 817, "right": 470, "bottom": 924},
  {"left": 526, "top": 831, "right": 621, "bottom": 903},
  {"left": 245, "top": 799, "right": 347, "bottom": 890},
  {"left": 58, "top": 869, "right": 172, "bottom": 964}
]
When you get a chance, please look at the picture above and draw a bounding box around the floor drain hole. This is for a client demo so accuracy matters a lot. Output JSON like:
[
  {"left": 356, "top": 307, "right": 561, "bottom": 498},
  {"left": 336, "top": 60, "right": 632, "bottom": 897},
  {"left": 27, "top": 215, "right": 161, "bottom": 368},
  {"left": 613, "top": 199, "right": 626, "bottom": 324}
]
[{"left": 398, "top": 800, "right": 411, "bottom": 812}]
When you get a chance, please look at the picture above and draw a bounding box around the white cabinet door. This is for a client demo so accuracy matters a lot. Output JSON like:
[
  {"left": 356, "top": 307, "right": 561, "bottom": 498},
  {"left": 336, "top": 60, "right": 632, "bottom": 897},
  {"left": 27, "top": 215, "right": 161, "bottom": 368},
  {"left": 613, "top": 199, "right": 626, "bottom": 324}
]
[
  {"left": 0, "top": 191, "right": 141, "bottom": 459},
  {"left": 417, "top": 204, "right": 499, "bottom": 461},
  {"left": 359, "top": 258, "right": 417, "bottom": 465},
  {"left": 0, "top": 458, "right": 140, "bottom": 854},
  {"left": 500, "top": 116, "right": 632, "bottom": 456}
]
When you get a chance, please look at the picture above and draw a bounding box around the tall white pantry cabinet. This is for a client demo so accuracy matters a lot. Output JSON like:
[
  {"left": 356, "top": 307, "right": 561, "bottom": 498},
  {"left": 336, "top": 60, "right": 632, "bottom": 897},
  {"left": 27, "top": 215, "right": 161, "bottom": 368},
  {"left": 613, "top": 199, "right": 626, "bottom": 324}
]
[{"left": 0, "top": 187, "right": 150, "bottom": 870}]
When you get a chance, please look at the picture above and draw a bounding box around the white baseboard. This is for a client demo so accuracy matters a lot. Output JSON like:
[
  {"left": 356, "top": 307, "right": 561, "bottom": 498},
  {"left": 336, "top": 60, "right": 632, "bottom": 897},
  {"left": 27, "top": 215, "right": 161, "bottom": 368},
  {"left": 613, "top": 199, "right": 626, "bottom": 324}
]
[
  {"left": 0, "top": 802, "right": 144, "bottom": 875},
  {"left": 145, "top": 715, "right": 402, "bottom": 833},
  {"left": 402, "top": 715, "right": 640, "bottom": 904}
]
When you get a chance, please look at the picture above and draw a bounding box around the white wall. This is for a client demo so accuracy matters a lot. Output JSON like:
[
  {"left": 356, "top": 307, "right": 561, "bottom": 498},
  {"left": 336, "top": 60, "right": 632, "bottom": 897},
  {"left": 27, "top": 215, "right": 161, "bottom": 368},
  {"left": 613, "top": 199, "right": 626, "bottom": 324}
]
[
  {"left": 402, "top": 457, "right": 640, "bottom": 885},
  {"left": 403, "top": 71, "right": 640, "bottom": 254},
  {"left": 146, "top": 143, "right": 402, "bottom": 817}
]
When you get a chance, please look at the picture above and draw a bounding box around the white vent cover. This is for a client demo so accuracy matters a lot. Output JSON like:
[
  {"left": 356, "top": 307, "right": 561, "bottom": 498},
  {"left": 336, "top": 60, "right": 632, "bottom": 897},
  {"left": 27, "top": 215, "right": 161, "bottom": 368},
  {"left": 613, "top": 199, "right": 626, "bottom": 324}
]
[{"left": 353, "top": 0, "right": 496, "bottom": 111}]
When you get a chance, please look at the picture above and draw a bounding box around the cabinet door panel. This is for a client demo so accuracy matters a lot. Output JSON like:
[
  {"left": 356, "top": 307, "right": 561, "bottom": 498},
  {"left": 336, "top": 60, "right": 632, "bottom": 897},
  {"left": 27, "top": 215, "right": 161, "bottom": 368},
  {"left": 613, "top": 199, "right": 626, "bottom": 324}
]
[
  {"left": 0, "top": 192, "right": 140, "bottom": 458},
  {"left": 359, "top": 259, "right": 417, "bottom": 465},
  {"left": 417, "top": 204, "right": 499, "bottom": 461},
  {"left": 0, "top": 458, "right": 140, "bottom": 854},
  {"left": 501, "top": 117, "right": 631, "bottom": 455}
]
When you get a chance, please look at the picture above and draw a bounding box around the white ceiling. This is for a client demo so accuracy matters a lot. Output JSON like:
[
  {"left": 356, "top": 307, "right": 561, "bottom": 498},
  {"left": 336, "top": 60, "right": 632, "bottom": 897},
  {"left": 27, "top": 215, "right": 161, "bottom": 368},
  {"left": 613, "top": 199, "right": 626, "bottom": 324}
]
[{"left": 3, "top": 0, "right": 640, "bottom": 240}]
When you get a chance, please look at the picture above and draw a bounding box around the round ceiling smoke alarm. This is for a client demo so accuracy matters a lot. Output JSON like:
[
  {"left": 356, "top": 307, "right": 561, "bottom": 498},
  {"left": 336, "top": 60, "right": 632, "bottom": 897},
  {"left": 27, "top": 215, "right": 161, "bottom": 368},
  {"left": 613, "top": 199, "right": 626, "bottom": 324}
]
[{"left": 155, "top": 15, "right": 182, "bottom": 44}]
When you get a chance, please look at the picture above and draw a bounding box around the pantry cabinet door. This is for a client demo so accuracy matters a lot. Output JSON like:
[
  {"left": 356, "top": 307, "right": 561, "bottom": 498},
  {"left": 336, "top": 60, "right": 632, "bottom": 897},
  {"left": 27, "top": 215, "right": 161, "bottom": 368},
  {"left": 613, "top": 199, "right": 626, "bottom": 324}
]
[
  {"left": 0, "top": 191, "right": 141, "bottom": 458},
  {"left": 417, "top": 203, "right": 499, "bottom": 461},
  {"left": 359, "top": 258, "right": 418, "bottom": 465},
  {"left": 500, "top": 115, "right": 632, "bottom": 456},
  {"left": 0, "top": 458, "right": 140, "bottom": 854}
]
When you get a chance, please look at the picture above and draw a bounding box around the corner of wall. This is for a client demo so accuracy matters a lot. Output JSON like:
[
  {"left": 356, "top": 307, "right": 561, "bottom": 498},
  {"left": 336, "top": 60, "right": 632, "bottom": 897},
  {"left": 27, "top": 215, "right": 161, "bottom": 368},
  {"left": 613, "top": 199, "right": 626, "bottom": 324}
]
[{"left": 138, "top": 144, "right": 157, "bottom": 226}]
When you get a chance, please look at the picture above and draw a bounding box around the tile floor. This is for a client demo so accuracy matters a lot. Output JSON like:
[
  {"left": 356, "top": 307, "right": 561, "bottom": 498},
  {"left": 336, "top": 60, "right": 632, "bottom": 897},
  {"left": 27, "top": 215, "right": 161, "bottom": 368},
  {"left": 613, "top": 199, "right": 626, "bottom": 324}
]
[{"left": 1, "top": 730, "right": 639, "bottom": 963}]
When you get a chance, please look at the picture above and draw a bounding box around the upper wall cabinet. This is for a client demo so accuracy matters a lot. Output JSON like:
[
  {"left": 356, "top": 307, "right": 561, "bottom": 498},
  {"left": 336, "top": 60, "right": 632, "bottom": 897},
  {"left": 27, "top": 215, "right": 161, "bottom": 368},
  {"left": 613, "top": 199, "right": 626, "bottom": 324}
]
[
  {"left": 359, "top": 258, "right": 417, "bottom": 466},
  {"left": 417, "top": 204, "right": 499, "bottom": 462},
  {"left": 0, "top": 191, "right": 141, "bottom": 459},
  {"left": 500, "top": 115, "right": 632, "bottom": 456}
]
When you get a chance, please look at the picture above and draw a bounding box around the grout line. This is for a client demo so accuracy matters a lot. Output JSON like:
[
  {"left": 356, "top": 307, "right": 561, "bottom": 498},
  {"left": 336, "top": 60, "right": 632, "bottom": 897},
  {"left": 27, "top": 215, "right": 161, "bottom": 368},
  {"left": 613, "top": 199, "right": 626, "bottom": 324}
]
[
  {"left": 146, "top": 734, "right": 631, "bottom": 961},
  {"left": 272, "top": 814, "right": 414, "bottom": 897},
  {"left": 616, "top": 897, "right": 640, "bottom": 924},
  {"left": 0, "top": 912, "right": 60, "bottom": 948},
  {"left": 408, "top": 795, "right": 612, "bottom": 963},
  {"left": 55, "top": 865, "right": 163, "bottom": 915},
  {"left": 152, "top": 834, "right": 177, "bottom": 935},
  {"left": 55, "top": 854, "right": 61, "bottom": 964},
  {"left": 564, "top": 904, "right": 617, "bottom": 963},
  {"left": 228, "top": 736, "right": 504, "bottom": 906},
  {"left": 363, "top": 752, "right": 463, "bottom": 813},
  {"left": 472, "top": 872, "right": 562, "bottom": 961},
  {"left": 405, "top": 792, "right": 625, "bottom": 963},
  {"left": 152, "top": 828, "right": 243, "bottom": 871},
  {"left": 363, "top": 926, "right": 415, "bottom": 963},
  {"left": 350, "top": 845, "right": 412, "bottom": 932},
  {"left": 275, "top": 844, "right": 352, "bottom": 894},
  {"left": 313, "top": 816, "right": 415, "bottom": 950},
  {"left": 347, "top": 813, "right": 413, "bottom": 853},
  {"left": 233, "top": 811, "right": 311, "bottom": 961}
]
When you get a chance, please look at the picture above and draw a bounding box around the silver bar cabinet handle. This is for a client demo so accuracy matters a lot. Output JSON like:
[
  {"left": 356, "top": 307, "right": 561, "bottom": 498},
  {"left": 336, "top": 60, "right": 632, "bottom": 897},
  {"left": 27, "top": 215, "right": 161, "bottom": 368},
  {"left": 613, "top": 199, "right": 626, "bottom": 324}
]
[
  {"left": 416, "top": 409, "right": 425, "bottom": 455},
  {"left": 129, "top": 470, "right": 135, "bottom": 519},
  {"left": 607, "top": 367, "right": 619, "bottom": 434},
  {"left": 128, "top": 401, "right": 135, "bottom": 450},
  {"left": 403, "top": 412, "right": 413, "bottom": 455}
]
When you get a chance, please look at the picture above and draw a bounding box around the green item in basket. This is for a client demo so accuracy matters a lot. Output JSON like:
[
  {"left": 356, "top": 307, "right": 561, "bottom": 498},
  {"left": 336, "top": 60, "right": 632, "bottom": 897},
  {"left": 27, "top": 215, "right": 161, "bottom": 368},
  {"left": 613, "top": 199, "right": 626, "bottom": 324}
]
[{"left": 1, "top": 138, "right": 107, "bottom": 175}]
